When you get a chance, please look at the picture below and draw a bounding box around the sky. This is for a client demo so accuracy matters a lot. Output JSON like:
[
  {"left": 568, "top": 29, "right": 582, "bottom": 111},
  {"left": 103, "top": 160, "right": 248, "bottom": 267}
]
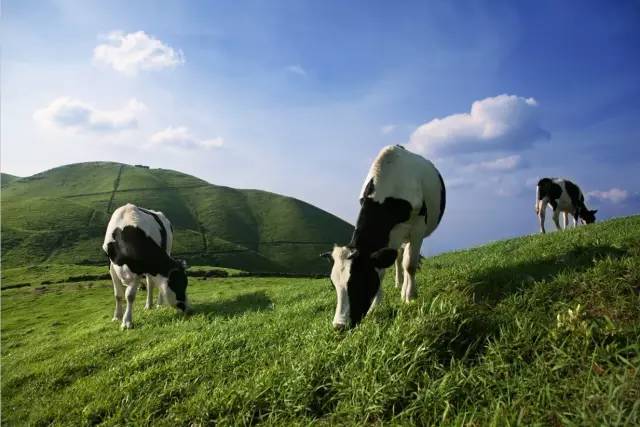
[{"left": 3, "top": 0, "right": 640, "bottom": 255}]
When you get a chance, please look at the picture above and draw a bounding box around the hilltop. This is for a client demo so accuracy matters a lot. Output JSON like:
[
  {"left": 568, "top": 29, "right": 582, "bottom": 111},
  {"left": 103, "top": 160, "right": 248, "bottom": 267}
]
[
  {"left": 1, "top": 215, "right": 638, "bottom": 425},
  {"left": 0, "top": 162, "right": 353, "bottom": 273}
]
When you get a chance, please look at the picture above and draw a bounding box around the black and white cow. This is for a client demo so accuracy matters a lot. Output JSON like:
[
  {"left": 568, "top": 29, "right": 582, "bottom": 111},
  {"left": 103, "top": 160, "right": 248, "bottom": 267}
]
[
  {"left": 103, "top": 203, "right": 189, "bottom": 329},
  {"left": 535, "top": 178, "right": 597, "bottom": 234},
  {"left": 323, "top": 145, "right": 445, "bottom": 329}
]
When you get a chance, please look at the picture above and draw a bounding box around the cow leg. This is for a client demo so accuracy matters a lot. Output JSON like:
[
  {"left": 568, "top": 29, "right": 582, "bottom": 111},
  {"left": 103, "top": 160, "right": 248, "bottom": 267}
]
[
  {"left": 110, "top": 263, "right": 124, "bottom": 322},
  {"left": 144, "top": 276, "right": 154, "bottom": 309},
  {"left": 122, "top": 283, "right": 138, "bottom": 329},
  {"left": 394, "top": 246, "right": 404, "bottom": 288},
  {"left": 563, "top": 212, "right": 569, "bottom": 230},
  {"left": 552, "top": 209, "right": 562, "bottom": 231},
  {"left": 538, "top": 199, "right": 548, "bottom": 234},
  {"left": 401, "top": 241, "right": 421, "bottom": 303},
  {"left": 573, "top": 213, "right": 579, "bottom": 227},
  {"left": 368, "top": 282, "right": 384, "bottom": 314}
]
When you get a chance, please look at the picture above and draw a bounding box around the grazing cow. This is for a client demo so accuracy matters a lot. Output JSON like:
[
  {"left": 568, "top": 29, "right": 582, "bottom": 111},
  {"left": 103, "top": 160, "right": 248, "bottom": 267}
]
[
  {"left": 322, "top": 145, "right": 445, "bottom": 329},
  {"left": 103, "top": 204, "right": 189, "bottom": 329},
  {"left": 535, "top": 178, "right": 597, "bottom": 234}
]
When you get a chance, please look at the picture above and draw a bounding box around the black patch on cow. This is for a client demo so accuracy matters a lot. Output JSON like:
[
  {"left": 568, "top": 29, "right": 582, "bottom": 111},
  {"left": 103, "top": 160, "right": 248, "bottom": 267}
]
[
  {"left": 564, "top": 180, "right": 582, "bottom": 210},
  {"left": 537, "top": 178, "right": 562, "bottom": 210},
  {"left": 107, "top": 225, "right": 187, "bottom": 308},
  {"left": 137, "top": 207, "right": 168, "bottom": 252},
  {"left": 360, "top": 178, "right": 375, "bottom": 206},
  {"left": 437, "top": 171, "right": 446, "bottom": 225},
  {"left": 351, "top": 197, "right": 412, "bottom": 250},
  {"left": 346, "top": 254, "right": 381, "bottom": 327}
]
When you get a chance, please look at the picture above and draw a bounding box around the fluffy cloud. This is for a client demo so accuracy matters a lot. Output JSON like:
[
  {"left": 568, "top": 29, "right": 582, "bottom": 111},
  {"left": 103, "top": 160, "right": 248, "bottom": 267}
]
[
  {"left": 408, "top": 94, "right": 550, "bottom": 157},
  {"left": 587, "top": 188, "right": 629, "bottom": 204},
  {"left": 34, "top": 97, "right": 145, "bottom": 133},
  {"left": 285, "top": 64, "right": 307, "bottom": 76},
  {"left": 149, "top": 126, "right": 223, "bottom": 150},
  {"left": 465, "top": 154, "right": 529, "bottom": 173},
  {"left": 93, "top": 31, "right": 184, "bottom": 76}
]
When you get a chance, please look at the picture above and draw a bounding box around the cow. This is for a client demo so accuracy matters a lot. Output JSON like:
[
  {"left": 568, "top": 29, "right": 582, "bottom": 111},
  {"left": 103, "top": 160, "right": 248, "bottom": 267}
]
[
  {"left": 535, "top": 178, "right": 597, "bottom": 234},
  {"left": 103, "top": 203, "right": 189, "bottom": 329},
  {"left": 322, "top": 145, "right": 445, "bottom": 329}
]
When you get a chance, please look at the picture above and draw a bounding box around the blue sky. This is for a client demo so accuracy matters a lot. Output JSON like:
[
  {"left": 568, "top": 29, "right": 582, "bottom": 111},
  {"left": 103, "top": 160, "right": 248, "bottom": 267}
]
[{"left": 3, "top": 0, "right": 640, "bottom": 254}]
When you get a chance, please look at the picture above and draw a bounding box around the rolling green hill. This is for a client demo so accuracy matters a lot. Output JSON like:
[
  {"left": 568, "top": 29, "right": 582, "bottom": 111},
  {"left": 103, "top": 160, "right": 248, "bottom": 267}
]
[
  {"left": 1, "top": 172, "right": 20, "bottom": 186},
  {"left": 0, "top": 162, "right": 354, "bottom": 273},
  {"left": 1, "top": 216, "right": 639, "bottom": 425}
]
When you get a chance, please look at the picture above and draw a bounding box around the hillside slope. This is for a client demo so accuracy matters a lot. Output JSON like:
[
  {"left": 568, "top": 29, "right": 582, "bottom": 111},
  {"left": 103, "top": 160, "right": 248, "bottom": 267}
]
[
  {"left": 1, "top": 162, "right": 353, "bottom": 273},
  {"left": 1, "top": 173, "right": 20, "bottom": 186},
  {"left": 1, "top": 216, "right": 638, "bottom": 425}
]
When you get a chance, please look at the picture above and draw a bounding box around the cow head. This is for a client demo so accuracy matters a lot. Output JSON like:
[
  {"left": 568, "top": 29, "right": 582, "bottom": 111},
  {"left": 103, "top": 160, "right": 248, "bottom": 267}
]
[
  {"left": 164, "top": 259, "right": 190, "bottom": 313},
  {"left": 323, "top": 245, "right": 397, "bottom": 329},
  {"left": 580, "top": 209, "right": 598, "bottom": 224}
]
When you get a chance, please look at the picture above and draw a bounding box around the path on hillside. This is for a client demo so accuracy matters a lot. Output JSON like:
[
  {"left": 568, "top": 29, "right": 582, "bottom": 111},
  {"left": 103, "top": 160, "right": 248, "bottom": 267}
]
[{"left": 105, "top": 165, "right": 125, "bottom": 214}]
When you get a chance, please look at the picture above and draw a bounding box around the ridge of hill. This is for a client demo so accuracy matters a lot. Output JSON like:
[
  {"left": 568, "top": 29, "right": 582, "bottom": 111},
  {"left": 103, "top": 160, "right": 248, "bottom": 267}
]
[{"left": 0, "top": 162, "right": 354, "bottom": 273}]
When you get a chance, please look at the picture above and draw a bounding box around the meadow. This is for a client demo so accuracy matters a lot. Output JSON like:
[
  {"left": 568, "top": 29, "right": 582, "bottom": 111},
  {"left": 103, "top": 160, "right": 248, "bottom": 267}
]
[{"left": 2, "top": 216, "right": 639, "bottom": 425}]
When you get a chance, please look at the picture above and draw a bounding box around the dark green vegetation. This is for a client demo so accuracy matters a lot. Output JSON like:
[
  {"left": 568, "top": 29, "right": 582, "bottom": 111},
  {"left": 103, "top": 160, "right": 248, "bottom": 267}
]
[
  {"left": 2, "top": 216, "right": 639, "bottom": 425},
  {"left": 1, "top": 162, "right": 353, "bottom": 273}
]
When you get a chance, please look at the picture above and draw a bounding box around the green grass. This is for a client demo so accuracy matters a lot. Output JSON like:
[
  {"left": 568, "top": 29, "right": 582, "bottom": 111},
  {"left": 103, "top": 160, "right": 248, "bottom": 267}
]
[
  {"left": 1, "top": 162, "right": 353, "bottom": 273},
  {"left": 2, "top": 216, "right": 639, "bottom": 425}
]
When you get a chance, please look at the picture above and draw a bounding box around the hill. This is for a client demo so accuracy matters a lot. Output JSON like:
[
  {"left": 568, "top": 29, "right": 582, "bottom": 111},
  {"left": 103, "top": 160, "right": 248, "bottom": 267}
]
[
  {"left": 1, "top": 172, "right": 20, "bottom": 186},
  {"left": 0, "top": 162, "right": 354, "bottom": 273},
  {"left": 1, "top": 216, "right": 639, "bottom": 425}
]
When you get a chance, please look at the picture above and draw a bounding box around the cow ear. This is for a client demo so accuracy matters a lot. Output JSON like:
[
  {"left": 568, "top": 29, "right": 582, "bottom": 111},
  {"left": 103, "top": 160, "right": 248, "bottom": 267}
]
[
  {"left": 592, "top": 209, "right": 598, "bottom": 214},
  {"left": 347, "top": 249, "right": 359, "bottom": 260},
  {"left": 370, "top": 248, "right": 397, "bottom": 269}
]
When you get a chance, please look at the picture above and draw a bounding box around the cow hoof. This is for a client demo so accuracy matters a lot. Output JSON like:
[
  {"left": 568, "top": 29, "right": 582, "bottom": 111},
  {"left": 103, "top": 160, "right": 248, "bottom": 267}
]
[
  {"left": 333, "top": 323, "right": 346, "bottom": 331},
  {"left": 111, "top": 317, "right": 121, "bottom": 322},
  {"left": 121, "top": 321, "right": 134, "bottom": 330},
  {"left": 144, "top": 304, "right": 153, "bottom": 310}
]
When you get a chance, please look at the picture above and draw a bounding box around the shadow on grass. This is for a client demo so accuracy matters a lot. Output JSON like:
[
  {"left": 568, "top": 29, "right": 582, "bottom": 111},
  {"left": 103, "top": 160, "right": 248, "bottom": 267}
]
[
  {"left": 471, "top": 244, "right": 628, "bottom": 306},
  {"left": 192, "top": 291, "right": 272, "bottom": 318}
]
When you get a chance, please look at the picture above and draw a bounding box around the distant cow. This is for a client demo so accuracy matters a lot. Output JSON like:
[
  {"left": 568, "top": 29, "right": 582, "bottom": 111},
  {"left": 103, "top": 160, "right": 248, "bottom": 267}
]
[
  {"left": 535, "top": 178, "right": 597, "bottom": 234},
  {"left": 323, "top": 145, "right": 445, "bottom": 329},
  {"left": 103, "top": 204, "right": 189, "bottom": 329}
]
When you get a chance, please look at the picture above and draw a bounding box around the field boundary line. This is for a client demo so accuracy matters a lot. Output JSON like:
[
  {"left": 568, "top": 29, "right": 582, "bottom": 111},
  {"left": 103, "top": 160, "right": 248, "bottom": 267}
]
[{"left": 106, "top": 165, "right": 125, "bottom": 214}]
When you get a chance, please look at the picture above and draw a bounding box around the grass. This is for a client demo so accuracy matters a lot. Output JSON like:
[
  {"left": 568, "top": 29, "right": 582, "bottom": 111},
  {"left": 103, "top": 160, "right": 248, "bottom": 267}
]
[
  {"left": 2, "top": 216, "right": 639, "bottom": 425},
  {"left": 1, "top": 162, "right": 353, "bottom": 273}
]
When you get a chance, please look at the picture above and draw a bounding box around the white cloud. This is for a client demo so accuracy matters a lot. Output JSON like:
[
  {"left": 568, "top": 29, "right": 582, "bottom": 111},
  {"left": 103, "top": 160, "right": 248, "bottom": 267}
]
[
  {"left": 381, "top": 124, "right": 396, "bottom": 135},
  {"left": 93, "top": 31, "right": 185, "bottom": 76},
  {"left": 587, "top": 188, "right": 629, "bottom": 204},
  {"left": 408, "top": 94, "right": 550, "bottom": 157},
  {"left": 465, "top": 154, "right": 528, "bottom": 173},
  {"left": 34, "top": 97, "right": 145, "bottom": 133},
  {"left": 149, "top": 126, "right": 223, "bottom": 150},
  {"left": 285, "top": 64, "right": 307, "bottom": 76}
]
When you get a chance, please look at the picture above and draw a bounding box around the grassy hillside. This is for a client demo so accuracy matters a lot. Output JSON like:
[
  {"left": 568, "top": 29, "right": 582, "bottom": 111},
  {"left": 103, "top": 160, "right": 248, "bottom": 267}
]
[
  {"left": 1, "top": 162, "right": 353, "bottom": 273},
  {"left": 2, "top": 216, "right": 639, "bottom": 425},
  {"left": 1, "top": 172, "right": 20, "bottom": 186}
]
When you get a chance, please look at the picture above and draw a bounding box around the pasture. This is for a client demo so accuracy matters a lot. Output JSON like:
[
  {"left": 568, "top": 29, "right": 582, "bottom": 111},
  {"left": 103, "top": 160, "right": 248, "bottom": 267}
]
[{"left": 2, "top": 216, "right": 640, "bottom": 425}]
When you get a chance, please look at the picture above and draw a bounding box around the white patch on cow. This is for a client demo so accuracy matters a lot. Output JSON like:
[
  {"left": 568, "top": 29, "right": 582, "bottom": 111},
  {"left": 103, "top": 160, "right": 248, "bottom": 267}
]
[
  {"left": 103, "top": 203, "right": 173, "bottom": 253},
  {"left": 330, "top": 246, "right": 354, "bottom": 328}
]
